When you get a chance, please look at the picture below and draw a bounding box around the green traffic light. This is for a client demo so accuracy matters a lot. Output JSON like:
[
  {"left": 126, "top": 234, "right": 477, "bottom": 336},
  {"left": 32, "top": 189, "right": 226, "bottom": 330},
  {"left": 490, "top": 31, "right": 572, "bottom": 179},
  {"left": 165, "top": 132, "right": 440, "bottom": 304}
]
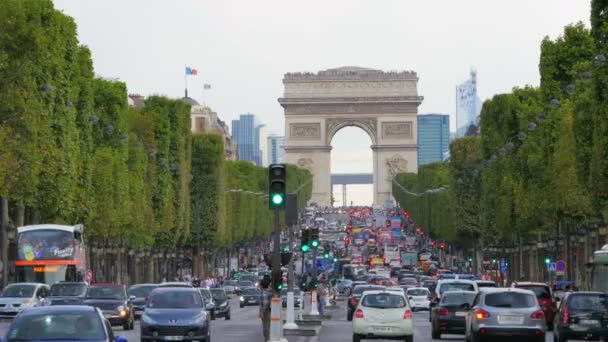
[
  {"left": 545, "top": 258, "right": 550, "bottom": 264},
  {"left": 301, "top": 245, "right": 309, "bottom": 252},
  {"left": 283, "top": 246, "right": 289, "bottom": 252},
  {"left": 311, "top": 240, "right": 319, "bottom": 248},
  {"left": 324, "top": 253, "right": 329, "bottom": 258},
  {"left": 492, "top": 259, "right": 496, "bottom": 264},
  {"left": 277, "top": 284, "right": 283, "bottom": 290},
  {"left": 333, "top": 258, "right": 338, "bottom": 262},
  {"left": 271, "top": 194, "right": 284, "bottom": 206},
  {"left": 468, "top": 257, "right": 473, "bottom": 262}
]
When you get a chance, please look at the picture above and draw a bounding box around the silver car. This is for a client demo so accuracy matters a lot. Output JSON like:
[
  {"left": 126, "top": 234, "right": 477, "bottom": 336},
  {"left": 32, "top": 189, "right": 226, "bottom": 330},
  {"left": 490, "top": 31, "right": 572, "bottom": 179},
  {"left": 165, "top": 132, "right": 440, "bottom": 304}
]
[
  {"left": 0, "top": 283, "right": 50, "bottom": 318},
  {"left": 465, "top": 288, "right": 546, "bottom": 342}
]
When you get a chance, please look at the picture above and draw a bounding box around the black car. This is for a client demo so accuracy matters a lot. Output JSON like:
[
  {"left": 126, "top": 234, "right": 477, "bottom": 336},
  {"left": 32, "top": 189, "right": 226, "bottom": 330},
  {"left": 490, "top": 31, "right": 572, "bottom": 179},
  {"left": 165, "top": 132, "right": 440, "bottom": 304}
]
[
  {"left": 553, "top": 291, "right": 608, "bottom": 342},
  {"left": 1, "top": 305, "right": 127, "bottom": 342},
  {"left": 240, "top": 287, "right": 261, "bottom": 308},
  {"left": 44, "top": 282, "right": 87, "bottom": 306},
  {"left": 235, "top": 281, "right": 253, "bottom": 295},
  {"left": 347, "top": 285, "right": 385, "bottom": 321},
  {"left": 127, "top": 283, "right": 157, "bottom": 319},
  {"left": 140, "top": 288, "right": 210, "bottom": 342},
  {"left": 84, "top": 284, "right": 135, "bottom": 330},
  {"left": 430, "top": 290, "right": 476, "bottom": 339},
  {"left": 210, "top": 288, "right": 231, "bottom": 320}
]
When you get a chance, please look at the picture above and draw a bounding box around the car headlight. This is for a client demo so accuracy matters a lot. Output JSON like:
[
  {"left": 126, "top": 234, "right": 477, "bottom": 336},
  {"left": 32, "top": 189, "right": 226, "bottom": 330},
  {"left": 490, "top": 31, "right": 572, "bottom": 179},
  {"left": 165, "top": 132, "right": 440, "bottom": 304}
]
[
  {"left": 141, "top": 314, "right": 155, "bottom": 325},
  {"left": 117, "top": 305, "right": 128, "bottom": 317},
  {"left": 240, "top": 297, "right": 244, "bottom": 301},
  {"left": 194, "top": 314, "right": 207, "bottom": 324},
  {"left": 220, "top": 302, "right": 228, "bottom": 307}
]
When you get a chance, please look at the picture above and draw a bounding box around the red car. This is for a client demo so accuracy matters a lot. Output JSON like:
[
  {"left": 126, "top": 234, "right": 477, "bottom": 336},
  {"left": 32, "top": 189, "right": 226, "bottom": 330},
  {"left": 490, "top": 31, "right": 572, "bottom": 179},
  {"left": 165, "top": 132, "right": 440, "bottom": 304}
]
[{"left": 511, "top": 281, "right": 556, "bottom": 329}]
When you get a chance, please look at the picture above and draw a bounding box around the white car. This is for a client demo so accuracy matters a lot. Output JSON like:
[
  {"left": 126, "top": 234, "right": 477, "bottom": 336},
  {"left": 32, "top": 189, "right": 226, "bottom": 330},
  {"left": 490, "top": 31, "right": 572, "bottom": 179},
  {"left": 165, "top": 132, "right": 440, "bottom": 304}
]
[
  {"left": 352, "top": 290, "right": 414, "bottom": 342},
  {"left": 406, "top": 287, "right": 430, "bottom": 311},
  {"left": 0, "top": 283, "right": 50, "bottom": 318},
  {"left": 434, "top": 279, "right": 478, "bottom": 301}
]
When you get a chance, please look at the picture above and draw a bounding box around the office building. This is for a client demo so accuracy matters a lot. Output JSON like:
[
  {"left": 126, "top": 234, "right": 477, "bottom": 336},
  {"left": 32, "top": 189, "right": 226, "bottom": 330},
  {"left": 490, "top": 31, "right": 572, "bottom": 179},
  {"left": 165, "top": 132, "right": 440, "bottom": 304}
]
[
  {"left": 267, "top": 135, "right": 285, "bottom": 164},
  {"left": 456, "top": 69, "right": 482, "bottom": 137},
  {"left": 231, "top": 113, "right": 266, "bottom": 166},
  {"left": 418, "top": 114, "right": 450, "bottom": 166}
]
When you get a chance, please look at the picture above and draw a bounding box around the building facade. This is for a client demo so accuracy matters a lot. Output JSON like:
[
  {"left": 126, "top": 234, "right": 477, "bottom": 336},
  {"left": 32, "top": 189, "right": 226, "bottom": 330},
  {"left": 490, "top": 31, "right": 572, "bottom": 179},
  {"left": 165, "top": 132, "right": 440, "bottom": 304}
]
[
  {"left": 187, "top": 98, "right": 237, "bottom": 160},
  {"left": 455, "top": 69, "right": 482, "bottom": 137},
  {"left": 267, "top": 135, "right": 285, "bottom": 164},
  {"left": 231, "top": 113, "right": 265, "bottom": 166},
  {"left": 417, "top": 114, "right": 450, "bottom": 166}
]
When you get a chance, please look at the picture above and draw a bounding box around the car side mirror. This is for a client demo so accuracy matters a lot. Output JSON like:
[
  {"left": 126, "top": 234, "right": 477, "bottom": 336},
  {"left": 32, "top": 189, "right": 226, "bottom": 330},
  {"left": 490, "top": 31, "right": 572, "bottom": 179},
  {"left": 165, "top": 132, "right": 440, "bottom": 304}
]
[
  {"left": 129, "top": 295, "right": 136, "bottom": 302},
  {"left": 114, "top": 336, "right": 127, "bottom": 342}
]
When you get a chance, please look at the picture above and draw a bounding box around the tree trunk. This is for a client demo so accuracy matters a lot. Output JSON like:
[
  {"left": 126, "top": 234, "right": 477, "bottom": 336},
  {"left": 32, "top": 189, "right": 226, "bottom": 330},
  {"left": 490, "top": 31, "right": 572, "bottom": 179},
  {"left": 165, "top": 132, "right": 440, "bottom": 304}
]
[{"left": 1, "top": 197, "right": 9, "bottom": 288}]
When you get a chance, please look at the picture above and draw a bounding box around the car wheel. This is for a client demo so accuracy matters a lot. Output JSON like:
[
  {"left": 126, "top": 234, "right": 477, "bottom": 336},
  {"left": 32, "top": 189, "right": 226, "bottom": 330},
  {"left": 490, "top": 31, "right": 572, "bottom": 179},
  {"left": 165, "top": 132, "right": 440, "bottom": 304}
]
[
  {"left": 431, "top": 324, "right": 440, "bottom": 339},
  {"left": 225, "top": 310, "right": 231, "bottom": 320},
  {"left": 404, "top": 335, "right": 413, "bottom": 342},
  {"left": 352, "top": 334, "right": 361, "bottom": 342},
  {"left": 347, "top": 310, "right": 353, "bottom": 321},
  {"left": 240, "top": 303, "right": 244, "bottom": 308}
]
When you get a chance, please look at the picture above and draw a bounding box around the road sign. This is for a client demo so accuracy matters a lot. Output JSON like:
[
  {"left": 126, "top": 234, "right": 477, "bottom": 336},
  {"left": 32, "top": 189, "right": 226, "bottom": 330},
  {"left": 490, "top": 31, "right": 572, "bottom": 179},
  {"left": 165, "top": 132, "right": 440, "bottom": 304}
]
[
  {"left": 500, "top": 259, "right": 507, "bottom": 273},
  {"left": 556, "top": 260, "right": 566, "bottom": 271},
  {"left": 547, "top": 262, "right": 556, "bottom": 272}
]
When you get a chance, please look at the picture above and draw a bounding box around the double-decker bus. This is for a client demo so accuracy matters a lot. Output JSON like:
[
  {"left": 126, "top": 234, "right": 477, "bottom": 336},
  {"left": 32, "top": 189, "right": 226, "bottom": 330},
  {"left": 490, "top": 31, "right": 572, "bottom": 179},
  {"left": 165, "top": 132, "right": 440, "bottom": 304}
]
[{"left": 14, "top": 224, "right": 87, "bottom": 285}]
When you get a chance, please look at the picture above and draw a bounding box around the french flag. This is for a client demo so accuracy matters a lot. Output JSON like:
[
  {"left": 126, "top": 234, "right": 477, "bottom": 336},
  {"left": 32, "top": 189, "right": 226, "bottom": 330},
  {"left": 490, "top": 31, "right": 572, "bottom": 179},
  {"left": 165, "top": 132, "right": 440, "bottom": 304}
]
[{"left": 185, "top": 67, "right": 198, "bottom": 76}]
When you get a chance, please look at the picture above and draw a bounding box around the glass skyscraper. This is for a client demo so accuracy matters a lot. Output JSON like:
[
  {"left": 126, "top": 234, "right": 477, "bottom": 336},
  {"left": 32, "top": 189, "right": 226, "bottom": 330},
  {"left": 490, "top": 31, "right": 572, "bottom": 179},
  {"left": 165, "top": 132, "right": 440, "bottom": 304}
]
[
  {"left": 418, "top": 114, "right": 450, "bottom": 166},
  {"left": 456, "top": 69, "right": 482, "bottom": 137},
  {"left": 231, "top": 113, "right": 265, "bottom": 166},
  {"left": 267, "top": 135, "right": 285, "bottom": 164}
]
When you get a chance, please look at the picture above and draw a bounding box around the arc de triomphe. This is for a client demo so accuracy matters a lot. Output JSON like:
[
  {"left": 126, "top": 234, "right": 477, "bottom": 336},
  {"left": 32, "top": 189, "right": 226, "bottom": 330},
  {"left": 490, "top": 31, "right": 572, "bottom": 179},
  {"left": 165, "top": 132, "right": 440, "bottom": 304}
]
[{"left": 278, "top": 67, "right": 423, "bottom": 206}]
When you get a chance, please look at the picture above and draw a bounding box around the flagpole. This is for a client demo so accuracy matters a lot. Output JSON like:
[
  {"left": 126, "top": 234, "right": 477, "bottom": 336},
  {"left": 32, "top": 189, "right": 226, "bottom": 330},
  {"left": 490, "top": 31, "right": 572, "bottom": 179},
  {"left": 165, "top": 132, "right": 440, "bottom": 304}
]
[{"left": 184, "top": 65, "right": 188, "bottom": 98}]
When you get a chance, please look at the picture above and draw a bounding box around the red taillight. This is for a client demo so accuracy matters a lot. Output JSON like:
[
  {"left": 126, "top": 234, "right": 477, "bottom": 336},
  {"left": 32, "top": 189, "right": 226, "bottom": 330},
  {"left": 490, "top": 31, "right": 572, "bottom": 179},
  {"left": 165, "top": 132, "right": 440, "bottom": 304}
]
[
  {"left": 531, "top": 310, "right": 545, "bottom": 320},
  {"left": 562, "top": 306, "right": 570, "bottom": 324},
  {"left": 403, "top": 309, "right": 413, "bottom": 319},
  {"left": 439, "top": 308, "right": 449, "bottom": 316},
  {"left": 351, "top": 297, "right": 357, "bottom": 305},
  {"left": 355, "top": 308, "right": 364, "bottom": 319},
  {"left": 475, "top": 309, "right": 490, "bottom": 320}
]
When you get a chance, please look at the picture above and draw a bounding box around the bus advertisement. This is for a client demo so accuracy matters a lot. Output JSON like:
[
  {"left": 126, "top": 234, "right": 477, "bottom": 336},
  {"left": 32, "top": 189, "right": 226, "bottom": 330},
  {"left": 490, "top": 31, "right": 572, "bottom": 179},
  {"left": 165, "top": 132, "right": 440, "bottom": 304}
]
[{"left": 15, "top": 224, "right": 88, "bottom": 285}]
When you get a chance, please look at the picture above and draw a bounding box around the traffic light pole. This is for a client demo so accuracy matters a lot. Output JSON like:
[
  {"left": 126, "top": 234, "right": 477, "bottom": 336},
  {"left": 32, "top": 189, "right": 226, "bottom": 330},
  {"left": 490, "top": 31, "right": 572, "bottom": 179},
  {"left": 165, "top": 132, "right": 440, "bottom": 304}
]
[{"left": 272, "top": 209, "right": 281, "bottom": 295}]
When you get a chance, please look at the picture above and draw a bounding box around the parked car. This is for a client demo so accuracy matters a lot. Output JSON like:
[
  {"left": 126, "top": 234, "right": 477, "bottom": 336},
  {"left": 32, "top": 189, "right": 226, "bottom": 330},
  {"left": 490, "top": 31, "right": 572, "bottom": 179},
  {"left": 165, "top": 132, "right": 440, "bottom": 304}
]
[
  {"left": 1, "top": 305, "right": 127, "bottom": 342},
  {"left": 465, "top": 288, "right": 546, "bottom": 342},
  {"left": 511, "top": 281, "right": 556, "bottom": 329},
  {"left": 0, "top": 283, "right": 49, "bottom": 319},
  {"left": 430, "top": 290, "right": 476, "bottom": 339},
  {"left": 352, "top": 290, "right": 414, "bottom": 342},
  {"left": 210, "top": 288, "right": 231, "bottom": 320},
  {"left": 84, "top": 283, "right": 135, "bottom": 330},
  {"left": 140, "top": 288, "right": 210, "bottom": 342},
  {"left": 406, "top": 287, "right": 431, "bottom": 312},
  {"left": 239, "top": 287, "right": 261, "bottom": 308},
  {"left": 43, "top": 282, "right": 88, "bottom": 306},
  {"left": 347, "top": 285, "right": 385, "bottom": 321},
  {"left": 127, "top": 283, "right": 157, "bottom": 319},
  {"left": 553, "top": 291, "right": 608, "bottom": 342}
]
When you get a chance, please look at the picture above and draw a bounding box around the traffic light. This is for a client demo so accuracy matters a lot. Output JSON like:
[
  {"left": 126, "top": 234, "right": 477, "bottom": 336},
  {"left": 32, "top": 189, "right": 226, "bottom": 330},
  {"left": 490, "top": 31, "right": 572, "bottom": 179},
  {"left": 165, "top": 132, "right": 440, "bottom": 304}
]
[
  {"left": 333, "top": 257, "right": 338, "bottom": 262},
  {"left": 323, "top": 251, "right": 330, "bottom": 259},
  {"left": 492, "top": 258, "right": 497, "bottom": 264},
  {"left": 310, "top": 228, "right": 319, "bottom": 248},
  {"left": 271, "top": 270, "right": 283, "bottom": 292},
  {"left": 468, "top": 257, "right": 473, "bottom": 262},
  {"left": 268, "top": 164, "right": 286, "bottom": 208},
  {"left": 544, "top": 257, "right": 551, "bottom": 264},
  {"left": 439, "top": 243, "right": 446, "bottom": 250},
  {"left": 283, "top": 245, "right": 289, "bottom": 252},
  {"left": 301, "top": 229, "right": 310, "bottom": 252}
]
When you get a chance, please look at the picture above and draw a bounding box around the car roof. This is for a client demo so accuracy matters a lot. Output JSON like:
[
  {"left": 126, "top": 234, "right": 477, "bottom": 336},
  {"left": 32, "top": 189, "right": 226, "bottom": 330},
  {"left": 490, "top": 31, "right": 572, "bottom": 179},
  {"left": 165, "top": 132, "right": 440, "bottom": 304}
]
[
  {"left": 512, "top": 282, "right": 548, "bottom": 287},
  {"left": 438, "top": 279, "right": 476, "bottom": 285},
  {"left": 90, "top": 283, "right": 125, "bottom": 287},
  {"left": 18, "top": 305, "right": 98, "bottom": 315},
  {"left": 406, "top": 287, "right": 429, "bottom": 291},
  {"left": 128, "top": 283, "right": 158, "bottom": 288},
  {"left": 5, "top": 282, "right": 48, "bottom": 287},
  {"left": 479, "top": 287, "right": 534, "bottom": 295},
  {"left": 441, "top": 290, "right": 477, "bottom": 296},
  {"left": 361, "top": 289, "right": 405, "bottom": 297},
  {"left": 51, "top": 282, "right": 87, "bottom": 286},
  {"left": 151, "top": 287, "right": 199, "bottom": 294}
]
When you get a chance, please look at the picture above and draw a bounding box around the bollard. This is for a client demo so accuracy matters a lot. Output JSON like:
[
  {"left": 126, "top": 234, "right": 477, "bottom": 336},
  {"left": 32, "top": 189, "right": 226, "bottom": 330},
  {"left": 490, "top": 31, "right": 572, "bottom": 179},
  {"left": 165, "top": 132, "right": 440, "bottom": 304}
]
[
  {"left": 283, "top": 291, "right": 298, "bottom": 330},
  {"left": 269, "top": 297, "right": 283, "bottom": 342},
  {"left": 309, "top": 290, "right": 319, "bottom": 315},
  {"left": 302, "top": 291, "right": 311, "bottom": 315}
]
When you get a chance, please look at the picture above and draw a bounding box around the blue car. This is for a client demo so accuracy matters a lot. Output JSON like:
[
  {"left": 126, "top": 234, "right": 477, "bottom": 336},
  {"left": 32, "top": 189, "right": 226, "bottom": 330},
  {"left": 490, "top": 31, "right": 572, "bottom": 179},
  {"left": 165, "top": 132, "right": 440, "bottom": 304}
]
[
  {"left": 141, "top": 287, "right": 211, "bottom": 342},
  {"left": 0, "top": 305, "right": 127, "bottom": 342}
]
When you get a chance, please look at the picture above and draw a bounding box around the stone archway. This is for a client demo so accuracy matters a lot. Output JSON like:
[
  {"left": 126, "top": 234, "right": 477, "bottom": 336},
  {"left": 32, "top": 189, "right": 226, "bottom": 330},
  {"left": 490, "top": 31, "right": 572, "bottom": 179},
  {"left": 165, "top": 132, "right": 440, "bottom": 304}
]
[{"left": 278, "top": 66, "right": 423, "bottom": 206}]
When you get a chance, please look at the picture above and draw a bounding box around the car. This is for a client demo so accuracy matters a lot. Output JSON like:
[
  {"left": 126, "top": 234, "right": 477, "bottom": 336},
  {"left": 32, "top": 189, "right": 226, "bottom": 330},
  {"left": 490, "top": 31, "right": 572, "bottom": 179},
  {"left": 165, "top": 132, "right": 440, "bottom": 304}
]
[
  {"left": 422, "top": 279, "right": 437, "bottom": 292},
  {"left": 127, "top": 283, "right": 157, "bottom": 318},
  {"left": 43, "top": 282, "right": 88, "bottom": 306},
  {"left": 335, "top": 279, "right": 354, "bottom": 295},
  {"left": 0, "top": 305, "right": 127, "bottom": 342},
  {"left": 235, "top": 280, "right": 253, "bottom": 295},
  {"left": 511, "top": 281, "right": 556, "bottom": 329},
  {"left": 157, "top": 282, "right": 193, "bottom": 288},
  {"left": 210, "top": 288, "right": 231, "bottom": 320},
  {"left": 198, "top": 288, "right": 216, "bottom": 320},
  {"left": 240, "top": 287, "right": 261, "bottom": 308},
  {"left": 430, "top": 290, "right": 476, "bottom": 339},
  {"left": 434, "top": 279, "right": 478, "bottom": 302},
  {"left": 399, "top": 277, "right": 419, "bottom": 287},
  {"left": 347, "top": 285, "right": 385, "bottom": 321},
  {"left": 0, "top": 282, "right": 49, "bottom": 319},
  {"left": 553, "top": 291, "right": 608, "bottom": 342},
  {"left": 465, "top": 288, "right": 546, "bottom": 342},
  {"left": 352, "top": 290, "right": 414, "bottom": 342},
  {"left": 406, "top": 287, "right": 431, "bottom": 312},
  {"left": 84, "top": 284, "right": 135, "bottom": 330},
  {"left": 475, "top": 280, "right": 497, "bottom": 288},
  {"left": 141, "top": 287, "right": 210, "bottom": 342},
  {"left": 222, "top": 280, "right": 237, "bottom": 294}
]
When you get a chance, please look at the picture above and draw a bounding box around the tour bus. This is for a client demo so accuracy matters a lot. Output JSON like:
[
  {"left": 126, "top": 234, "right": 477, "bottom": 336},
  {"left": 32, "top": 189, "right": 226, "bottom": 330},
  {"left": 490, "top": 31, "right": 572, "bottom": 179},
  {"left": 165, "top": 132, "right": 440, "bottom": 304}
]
[
  {"left": 590, "top": 244, "right": 608, "bottom": 292},
  {"left": 15, "top": 224, "right": 88, "bottom": 285}
]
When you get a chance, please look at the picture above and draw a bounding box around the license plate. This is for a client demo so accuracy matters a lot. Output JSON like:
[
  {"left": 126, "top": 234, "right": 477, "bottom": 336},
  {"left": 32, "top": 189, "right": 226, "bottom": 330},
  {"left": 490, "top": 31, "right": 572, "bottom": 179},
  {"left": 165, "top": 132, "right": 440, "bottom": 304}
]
[
  {"left": 455, "top": 312, "right": 466, "bottom": 317},
  {"left": 164, "top": 337, "right": 183, "bottom": 341},
  {"left": 580, "top": 319, "right": 600, "bottom": 326},
  {"left": 497, "top": 315, "right": 523, "bottom": 325},
  {"left": 373, "top": 326, "right": 390, "bottom": 332}
]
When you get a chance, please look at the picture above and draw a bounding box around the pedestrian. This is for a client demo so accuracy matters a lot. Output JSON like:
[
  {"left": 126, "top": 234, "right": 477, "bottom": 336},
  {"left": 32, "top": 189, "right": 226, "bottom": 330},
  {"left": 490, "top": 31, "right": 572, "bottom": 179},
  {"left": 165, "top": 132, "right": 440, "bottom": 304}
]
[
  {"left": 259, "top": 275, "right": 272, "bottom": 341},
  {"left": 317, "top": 281, "right": 327, "bottom": 315}
]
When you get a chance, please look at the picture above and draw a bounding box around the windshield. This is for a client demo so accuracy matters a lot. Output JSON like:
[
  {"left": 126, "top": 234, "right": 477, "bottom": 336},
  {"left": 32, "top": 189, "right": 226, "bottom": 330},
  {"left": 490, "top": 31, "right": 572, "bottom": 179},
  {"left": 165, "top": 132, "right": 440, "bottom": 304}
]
[
  {"left": 148, "top": 291, "right": 203, "bottom": 309},
  {"left": 485, "top": 292, "right": 536, "bottom": 308},
  {"left": 49, "top": 284, "right": 86, "bottom": 297},
  {"left": 441, "top": 292, "right": 477, "bottom": 306},
  {"left": 238, "top": 281, "right": 253, "bottom": 287},
  {"left": 128, "top": 285, "right": 157, "bottom": 297},
  {"left": 407, "top": 289, "right": 429, "bottom": 296},
  {"left": 353, "top": 286, "right": 384, "bottom": 296},
  {"left": 86, "top": 286, "right": 125, "bottom": 300},
  {"left": 17, "top": 229, "right": 75, "bottom": 261},
  {"left": 199, "top": 289, "right": 212, "bottom": 300},
  {"left": 568, "top": 294, "right": 608, "bottom": 311},
  {"left": 7, "top": 312, "right": 105, "bottom": 341},
  {"left": 517, "top": 285, "right": 551, "bottom": 299},
  {"left": 243, "top": 288, "right": 260, "bottom": 295},
  {"left": 440, "top": 283, "right": 475, "bottom": 294},
  {"left": 361, "top": 293, "right": 406, "bottom": 309},
  {"left": 210, "top": 289, "right": 226, "bottom": 300},
  {"left": 224, "top": 280, "right": 237, "bottom": 286},
  {"left": 1, "top": 285, "right": 36, "bottom": 298}
]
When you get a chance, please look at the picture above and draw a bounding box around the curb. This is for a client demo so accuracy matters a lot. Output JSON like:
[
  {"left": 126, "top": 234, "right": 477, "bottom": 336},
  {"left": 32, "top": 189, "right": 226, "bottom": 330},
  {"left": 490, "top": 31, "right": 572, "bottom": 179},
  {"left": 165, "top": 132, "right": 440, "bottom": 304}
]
[{"left": 283, "top": 325, "right": 321, "bottom": 337}]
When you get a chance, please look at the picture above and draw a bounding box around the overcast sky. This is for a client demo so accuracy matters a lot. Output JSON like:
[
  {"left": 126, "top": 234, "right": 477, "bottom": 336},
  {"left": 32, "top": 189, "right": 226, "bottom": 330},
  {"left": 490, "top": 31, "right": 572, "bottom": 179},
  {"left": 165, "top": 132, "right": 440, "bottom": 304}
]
[{"left": 53, "top": 0, "right": 591, "bottom": 205}]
